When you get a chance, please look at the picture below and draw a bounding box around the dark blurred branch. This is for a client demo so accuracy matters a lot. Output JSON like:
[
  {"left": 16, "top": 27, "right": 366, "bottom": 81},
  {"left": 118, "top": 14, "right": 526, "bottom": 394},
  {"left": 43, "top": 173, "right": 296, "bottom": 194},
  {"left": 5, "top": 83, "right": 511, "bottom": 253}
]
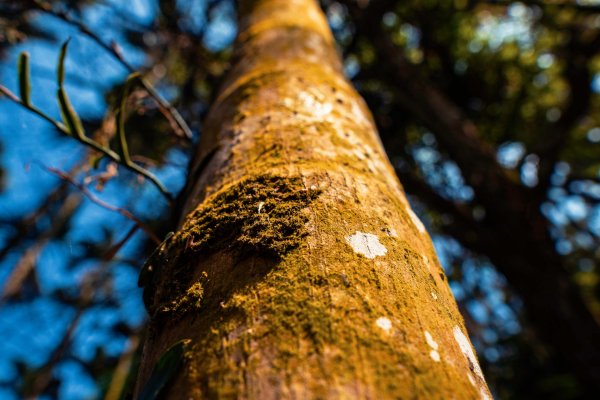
[
  {"left": 25, "top": 306, "right": 85, "bottom": 398},
  {"left": 1, "top": 192, "right": 81, "bottom": 302},
  {"left": 24, "top": 224, "right": 140, "bottom": 398},
  {"left": 487, "top": 0, "right": 600, "bottom": 14},
  {"left": 535, "top": 28, "right": 599, "bottom": 198},
  {"left": 0, "top": 181, "right": 70, "bottom": 262},
  {"left": 103, "top": 224, "right": 140, "bottom": 261},
  {"left": 0, "top": 160, "right": 86, "bottom": 301}
]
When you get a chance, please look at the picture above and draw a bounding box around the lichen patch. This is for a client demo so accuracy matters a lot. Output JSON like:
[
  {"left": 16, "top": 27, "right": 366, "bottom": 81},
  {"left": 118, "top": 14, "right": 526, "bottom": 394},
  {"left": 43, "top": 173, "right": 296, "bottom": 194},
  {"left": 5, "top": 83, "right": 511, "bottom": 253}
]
[
  {"left": 382, "top": 227, "right": 398, "bottom": 237},
  {"left": 375, "top": 317, "right": 392, "bottom": 332},
  {"left": 453, "top": 326, "right": 482, "bottom": 378},
  {"left": 453, "top": 326, "right": 490, "bottom": 399},
  {"left": 175, "top": 175, "right": 320, "bottom": 258},
  {"left": 157, "top": 282, "right": 204, "bottom": 317},
  {"left": 407, "top": 208, "right": 426, "bottom": 234},
  {"left": 467, "top": 373, "right": 476, "bottom": 386},
  {"left": 298, "top": 90, "right": 333, "bottom": 117},
  {"left": 346, "top": 231, "right": 387, "bottom": 259},
  {"left": 424, "top": 331, "right": 441, "bottom": 362},
  {"left": 422, "top": 255, "right": 430, "bottom": 270},
  {"left": 424, "top": 331, "right": 439, "bottom": 350}
]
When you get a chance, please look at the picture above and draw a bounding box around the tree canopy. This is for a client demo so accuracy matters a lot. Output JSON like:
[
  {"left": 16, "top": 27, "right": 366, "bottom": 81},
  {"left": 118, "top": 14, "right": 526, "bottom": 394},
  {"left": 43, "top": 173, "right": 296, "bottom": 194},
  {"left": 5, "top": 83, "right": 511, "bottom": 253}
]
[{"left": 0, "top": 0, "right": 599, "bottom": 398}]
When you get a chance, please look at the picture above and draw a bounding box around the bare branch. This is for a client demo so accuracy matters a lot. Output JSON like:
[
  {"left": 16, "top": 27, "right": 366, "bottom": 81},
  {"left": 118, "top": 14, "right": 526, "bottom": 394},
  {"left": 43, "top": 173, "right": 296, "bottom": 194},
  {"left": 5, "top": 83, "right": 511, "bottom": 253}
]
[{"left": 43, "top": 165, "right": 161, "bottom": 245}]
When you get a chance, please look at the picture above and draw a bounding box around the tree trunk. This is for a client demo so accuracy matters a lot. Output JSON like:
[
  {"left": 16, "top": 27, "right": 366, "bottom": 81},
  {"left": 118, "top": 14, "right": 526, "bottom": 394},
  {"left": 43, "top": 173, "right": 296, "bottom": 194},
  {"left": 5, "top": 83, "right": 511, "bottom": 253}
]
[{"left": 134, "top": 0, "right": 492, "bottom": 398}]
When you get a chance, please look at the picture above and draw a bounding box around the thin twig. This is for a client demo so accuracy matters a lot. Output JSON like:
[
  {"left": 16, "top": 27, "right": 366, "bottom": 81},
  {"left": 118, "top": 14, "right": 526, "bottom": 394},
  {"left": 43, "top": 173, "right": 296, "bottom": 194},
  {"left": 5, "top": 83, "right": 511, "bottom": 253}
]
[
  {"left": 0, "top": 85, "right": 68, "bottom": 132},
  {"left": 103, "top": 224, "right": 140, "bottom": 261},
  {"left": 31, "top": 0, "right": 193, "bottom": 141},
  {"left": 0, "top": 84, "right": 173, "bottom": 201},
  {"left": 43, "top": 165, "right": 161, "bottom": 244}
]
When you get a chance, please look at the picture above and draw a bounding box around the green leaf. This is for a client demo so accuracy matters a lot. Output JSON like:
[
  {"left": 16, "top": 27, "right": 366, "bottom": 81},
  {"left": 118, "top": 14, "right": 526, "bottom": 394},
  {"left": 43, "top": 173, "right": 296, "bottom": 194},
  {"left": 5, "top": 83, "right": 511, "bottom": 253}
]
[
  {"left": 123, "top": 72, "right": 141, "bottom": 92},
  {"left": 138, "top": 339, "right": 190, "bottom": 400},
  {"left": 18, "top": 52, "right": 31, "bottom": 106},
  {"left": 57, "top": 88, "right": 85, "bottom": 139},
  {"left": 115, "top": 72, "right": 140, "bottom": 165},
  {"left": 57, "top": 39, "right": 70, "bottom": 87},
  {"left": 56, "top": 39, "right": 85, "bottom": 139}
]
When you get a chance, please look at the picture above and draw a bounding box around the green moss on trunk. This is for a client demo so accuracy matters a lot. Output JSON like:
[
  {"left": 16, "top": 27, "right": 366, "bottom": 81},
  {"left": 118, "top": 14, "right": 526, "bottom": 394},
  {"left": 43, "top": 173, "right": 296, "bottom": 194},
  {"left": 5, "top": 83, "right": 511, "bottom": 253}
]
[
  {"left": 175, "top": 175, "right": 320, "bottom": 258},
  {"left": 143, "top": 174, "right": 320, "bottom": 319}
]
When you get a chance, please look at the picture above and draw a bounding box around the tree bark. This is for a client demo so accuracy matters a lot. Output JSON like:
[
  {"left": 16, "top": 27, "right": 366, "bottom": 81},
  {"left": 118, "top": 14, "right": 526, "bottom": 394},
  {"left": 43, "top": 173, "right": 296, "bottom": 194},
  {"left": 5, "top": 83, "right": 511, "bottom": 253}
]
[{"left": 134, "top": 0, "right": 492, "bottom": 398}]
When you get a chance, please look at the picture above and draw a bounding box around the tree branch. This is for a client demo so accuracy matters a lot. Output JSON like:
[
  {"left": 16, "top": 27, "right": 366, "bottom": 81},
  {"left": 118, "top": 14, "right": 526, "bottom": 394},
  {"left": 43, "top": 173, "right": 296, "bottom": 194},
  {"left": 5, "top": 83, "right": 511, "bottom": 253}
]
[
  {"left": 30, "top": 0, "right": 193, "bottom": 141},
  {"left": 43, "top": 165, "right": 161, "bottom": 244},
  {"left": 0, "top": 84, "right": 173, "bottom": 201}
]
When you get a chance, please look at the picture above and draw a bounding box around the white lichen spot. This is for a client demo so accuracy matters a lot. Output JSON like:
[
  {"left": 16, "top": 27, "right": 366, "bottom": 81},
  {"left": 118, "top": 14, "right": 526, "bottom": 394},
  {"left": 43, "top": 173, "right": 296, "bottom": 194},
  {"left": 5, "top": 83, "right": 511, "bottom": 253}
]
[
  {"left": 353, "top": 148, "right": 366, "bottom": 160},
  {"left": 298, "top": 91, "right": 332, "bottom": 117},
  {"left": 349, "top": 97, "right": 373, "bottom": 129},
  {"left": 467, "top": 373, "right": 476, "bottom": 386},
  {"left": 422, "top": 255, "right": 431, "bottom": 271},
  {"left": 453, "top": 325, "right": 491, "bottom": 400},
  {"left": 431, "top": 291, "right": 438, "bottom": 300},
  {"left": 346, "top": 231, "right": 387, "bottom": 259},
  {"left": 479, "top": 387, "right": 492, "bottom": 400},
  {"left": 283, "top": 97, "right": 294, "bottom": 108},
  {"left": 424, "top": 331, "right": 439, "bottom": 350},
  {"left": 357, "top": 182, "right": 371, "bottom": 196},
  {"left": 407, "top": 208, "right": 426, "bottom": 233},
  {"left": 383, "top": 227, "right": 398, "bottom": 237},
  {"left": 453, "top": 326, "right": 483, "bottom": 377},
  {"left": 424, "top": 331, "right": 441, "bottom": 362},
  {"left": 376, "top": 317, "right": 392, "bottom": 332}
]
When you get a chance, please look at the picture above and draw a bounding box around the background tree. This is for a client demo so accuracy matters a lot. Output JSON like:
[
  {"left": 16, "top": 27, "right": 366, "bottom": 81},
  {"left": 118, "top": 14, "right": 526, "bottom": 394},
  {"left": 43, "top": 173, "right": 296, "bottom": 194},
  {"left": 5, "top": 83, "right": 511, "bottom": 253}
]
[{"left": 0, "top": 0, "right": 599, "bottom": 399}]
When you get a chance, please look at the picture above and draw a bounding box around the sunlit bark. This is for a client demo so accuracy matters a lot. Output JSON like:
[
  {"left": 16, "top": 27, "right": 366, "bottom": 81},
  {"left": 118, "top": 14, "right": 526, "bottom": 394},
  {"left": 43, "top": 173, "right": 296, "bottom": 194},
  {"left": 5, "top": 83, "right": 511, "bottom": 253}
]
[{"left": 135, "top": 0, "right": 491, "bottom": 398}]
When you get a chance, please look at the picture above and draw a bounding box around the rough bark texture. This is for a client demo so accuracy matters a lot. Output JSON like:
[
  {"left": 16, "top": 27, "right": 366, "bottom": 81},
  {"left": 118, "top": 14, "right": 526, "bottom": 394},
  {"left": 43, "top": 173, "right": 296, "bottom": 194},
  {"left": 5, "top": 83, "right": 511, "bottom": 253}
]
[{"left": 135, "top": 0, "right": 492, "bottom": 398}]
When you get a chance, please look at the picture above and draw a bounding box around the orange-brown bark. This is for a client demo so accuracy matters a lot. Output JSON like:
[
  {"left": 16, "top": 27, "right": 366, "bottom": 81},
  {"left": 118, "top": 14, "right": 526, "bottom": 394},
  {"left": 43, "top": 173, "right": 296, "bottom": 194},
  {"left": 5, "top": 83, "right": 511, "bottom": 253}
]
[{"left": 135, "top": 0, "right": 492, "bottom": 398}]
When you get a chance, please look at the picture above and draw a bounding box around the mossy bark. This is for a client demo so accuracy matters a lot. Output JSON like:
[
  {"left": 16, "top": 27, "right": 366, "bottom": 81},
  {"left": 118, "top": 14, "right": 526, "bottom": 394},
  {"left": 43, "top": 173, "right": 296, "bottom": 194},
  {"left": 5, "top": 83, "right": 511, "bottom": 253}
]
[{"left": 134, "top": 0, "right": 492, "bottom": 398}]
